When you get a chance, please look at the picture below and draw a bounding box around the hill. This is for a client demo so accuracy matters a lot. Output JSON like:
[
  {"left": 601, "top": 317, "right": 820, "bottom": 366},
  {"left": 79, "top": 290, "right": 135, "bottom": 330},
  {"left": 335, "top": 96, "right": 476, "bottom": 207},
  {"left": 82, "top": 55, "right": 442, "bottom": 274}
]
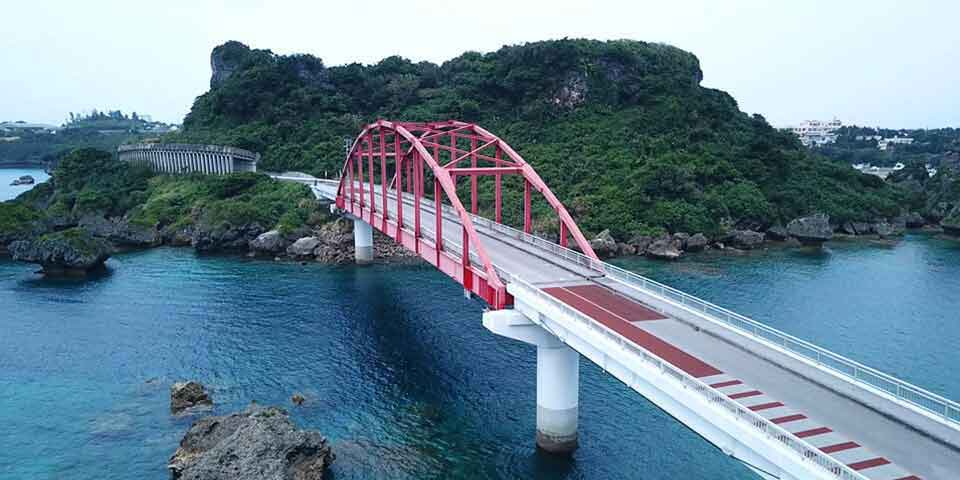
[
  {"left": 0, "top": 110, "right": 177, "bottom": 168},
  {"left": 168, "top": 39, "right": 906, "bottom": 239}
]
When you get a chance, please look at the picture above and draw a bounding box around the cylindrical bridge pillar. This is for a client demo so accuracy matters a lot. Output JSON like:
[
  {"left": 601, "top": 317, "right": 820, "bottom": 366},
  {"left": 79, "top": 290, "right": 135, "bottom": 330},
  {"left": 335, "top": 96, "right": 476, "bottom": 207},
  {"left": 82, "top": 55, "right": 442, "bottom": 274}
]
[
  {"left": 536, "top": 343, "right": 579, "bottom": 454},
  {"left": 353, "top": 218, "right": 373, "bottom": 264},
  {"left": 481, "top": 308, "right": 580, "bottom": 455}
]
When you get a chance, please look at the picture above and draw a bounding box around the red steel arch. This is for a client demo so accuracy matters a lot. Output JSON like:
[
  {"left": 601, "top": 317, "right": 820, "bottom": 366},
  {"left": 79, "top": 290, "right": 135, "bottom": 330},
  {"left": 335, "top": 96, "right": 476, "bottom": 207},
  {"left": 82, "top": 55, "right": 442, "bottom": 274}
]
[{"left": 335, "top": 120, "right": 598, "bottom": 309}]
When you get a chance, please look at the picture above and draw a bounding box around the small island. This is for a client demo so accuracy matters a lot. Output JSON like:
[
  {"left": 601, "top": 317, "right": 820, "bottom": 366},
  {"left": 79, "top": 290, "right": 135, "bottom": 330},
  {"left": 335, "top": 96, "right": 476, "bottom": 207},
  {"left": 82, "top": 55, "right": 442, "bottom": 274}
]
[{"left": 10, "top": 175, "right": 34, "bottom": 186}]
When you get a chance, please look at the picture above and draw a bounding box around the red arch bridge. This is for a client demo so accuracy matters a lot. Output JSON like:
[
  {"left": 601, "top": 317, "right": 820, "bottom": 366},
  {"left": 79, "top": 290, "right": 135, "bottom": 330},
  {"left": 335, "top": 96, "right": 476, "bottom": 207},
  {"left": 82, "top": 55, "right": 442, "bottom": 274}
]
[{"left": 273, "top": 120, "right": 960, "bottom": 480}]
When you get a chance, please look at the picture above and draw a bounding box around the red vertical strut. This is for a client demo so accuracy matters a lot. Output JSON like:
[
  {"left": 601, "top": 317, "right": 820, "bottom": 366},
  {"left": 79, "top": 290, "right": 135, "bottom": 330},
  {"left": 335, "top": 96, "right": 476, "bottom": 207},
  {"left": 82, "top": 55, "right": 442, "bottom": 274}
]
[
  {"left": 434, "top": 178, "right": 443, "bottom": 265},
  {"left": 357, "top": 149, "right": 364, "bottom": 208},
  {"left": 523, "top": 179, "right": 532, "bottom": 234},
  {"left": 367, "top": 132, "right": 375, "bottom": 216},
  {"left": 470, "top": 135, "right": 478, "bottom": 214},
  {"left": 395, "top": 135, "right": 403, "bottom": 239},
  {"left": 380, "top": 129, "right": 387, "bottom": 229},
  {"left": 494, "top": 146, "right": 502, "bottom": 223},
  {"left": 414, "top": 151, "right": 421, "bottom": 244}
]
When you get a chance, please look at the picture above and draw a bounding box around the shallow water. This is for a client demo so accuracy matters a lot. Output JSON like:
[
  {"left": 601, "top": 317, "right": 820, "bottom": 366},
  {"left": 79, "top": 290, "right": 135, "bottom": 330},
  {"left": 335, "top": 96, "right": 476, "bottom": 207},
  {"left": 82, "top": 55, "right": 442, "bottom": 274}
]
[
  {"left": 1, "top": 234, "right": 958, "bottom": 479},
  {"left": 0, "top": 167, "right": 49, "bottom": 202}
]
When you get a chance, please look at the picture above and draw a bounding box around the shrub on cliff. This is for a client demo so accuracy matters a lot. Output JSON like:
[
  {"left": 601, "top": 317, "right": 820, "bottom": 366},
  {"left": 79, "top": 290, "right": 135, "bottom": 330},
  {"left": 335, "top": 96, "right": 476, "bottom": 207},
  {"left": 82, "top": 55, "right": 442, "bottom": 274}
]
[
  {"left": 169, "top": 39, "right": 904, "bottom": 238},
  {"left": 0, "top": 202, "right": 45, "bottom": 244}
]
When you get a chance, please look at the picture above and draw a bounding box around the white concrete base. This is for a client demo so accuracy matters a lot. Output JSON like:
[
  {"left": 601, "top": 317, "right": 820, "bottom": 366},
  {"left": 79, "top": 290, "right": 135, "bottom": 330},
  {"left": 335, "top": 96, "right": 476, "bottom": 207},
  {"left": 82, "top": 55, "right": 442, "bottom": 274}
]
[
  {"left": 483, "top": 309, "right": 580, "bottom": 454},
  {"left": 353, "top": 218, "right": 373, "bottom": 264}
]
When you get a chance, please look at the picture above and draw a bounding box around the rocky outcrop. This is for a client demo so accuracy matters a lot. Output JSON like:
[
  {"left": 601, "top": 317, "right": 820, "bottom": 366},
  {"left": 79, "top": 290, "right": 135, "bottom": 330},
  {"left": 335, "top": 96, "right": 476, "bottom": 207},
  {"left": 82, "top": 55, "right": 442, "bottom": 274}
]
[
  {"left": 249, "top": 230, "right": 289, "bottom": 255},
  {"left": 171, "top": 381, "right": 213, "bottom": 414},
  {"left": 589, "top": 229, "right": 618, "bottom": 258},
  {"left": 766, "top": 225, "right": 788, "bottom": 241},
  {"left": 10, "top": 175, "right": 34, "bottom": 186},
  {"left": 553, "top": 72, "right": 588, "bottom": 109},
  {"left": 685, "top": 233, "right": 708, "bottom": 252},
  {"left": 210, "top": 41, "right": 248, "bottom": 88},
  {"left": 896, "top": 211, "right": 926, "bottom": 229},
  {"left": 168, "top": 405, "right": 333, "bottom": 480},
  {"left": 9, "top": 228, "right": 111, "bottom": 275},
  {"left": 626, "top": 234, "right": 654, "bottom": 255},
  {"left": 645, "top": 237, "right": 681, "bottom": 260},
  {"left": 79, "top": 214, "right": 160, "bottom": 247},
  {"left": 722, "top": 230, "right": 765, "bottom": 249},
  {"left": 192, "top": 223, "right": 266, "bottom": 252},
  {"left": 941, "top": 206, "right": 960, "bottom": 236},
  {"left": 287, "top": 237, "right": 322, "bottom": 258},
  {"left": 786, "top": 213, "right": 832, "bottom": 244}
]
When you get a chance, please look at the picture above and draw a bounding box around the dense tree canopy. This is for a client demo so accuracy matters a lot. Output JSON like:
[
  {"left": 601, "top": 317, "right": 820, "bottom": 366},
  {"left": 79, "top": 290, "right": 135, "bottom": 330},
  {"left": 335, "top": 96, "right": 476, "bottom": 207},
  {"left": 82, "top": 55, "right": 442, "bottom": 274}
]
[{"left": 169, "top": 39, "right": 904, "bottom": 238}]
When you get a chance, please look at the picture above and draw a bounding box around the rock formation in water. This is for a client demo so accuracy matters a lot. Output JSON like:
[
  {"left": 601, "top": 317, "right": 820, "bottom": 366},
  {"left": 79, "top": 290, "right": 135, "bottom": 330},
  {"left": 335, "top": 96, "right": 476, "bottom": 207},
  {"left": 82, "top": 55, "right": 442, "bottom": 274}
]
[
  {"left": 786, "top": 213, "right": 833, "bottom": 244},
  {"left": 8, "top": 227, "right": 111, "bottom": 275},
  {"left": 10, "top": 175, "right": 35, "bottom": 186},
  {"left": 171, "top": 381, "right": 213, "bottom": 414},
  {"left": 168, "top": 404, "right": 333, "bottom": 480}
]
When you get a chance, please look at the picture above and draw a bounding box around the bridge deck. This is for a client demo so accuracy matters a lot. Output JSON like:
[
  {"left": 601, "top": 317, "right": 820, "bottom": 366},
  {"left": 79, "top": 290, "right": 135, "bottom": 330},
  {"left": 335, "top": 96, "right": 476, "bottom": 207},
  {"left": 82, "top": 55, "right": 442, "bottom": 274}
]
[{"left": 301, "top": 177, "right": 958, "bottom": 480}]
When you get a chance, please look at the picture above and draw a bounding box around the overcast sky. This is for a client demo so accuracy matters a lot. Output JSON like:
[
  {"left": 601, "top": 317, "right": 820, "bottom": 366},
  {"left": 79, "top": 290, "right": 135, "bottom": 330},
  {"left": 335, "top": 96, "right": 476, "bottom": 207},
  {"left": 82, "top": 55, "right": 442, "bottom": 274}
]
[{"left": 2, "top": 0, "right": 957, "bottom": 128}]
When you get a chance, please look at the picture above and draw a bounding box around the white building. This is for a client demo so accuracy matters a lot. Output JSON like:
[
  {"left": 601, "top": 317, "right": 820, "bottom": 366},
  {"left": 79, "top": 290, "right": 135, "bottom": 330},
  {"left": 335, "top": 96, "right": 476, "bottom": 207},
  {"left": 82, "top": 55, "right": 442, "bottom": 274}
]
[
  {"left": 877, "top": 136, "right": 914, "bottom": 151},
  {"left": 789, "top": 118, "right": 842, "bottom": 147}
]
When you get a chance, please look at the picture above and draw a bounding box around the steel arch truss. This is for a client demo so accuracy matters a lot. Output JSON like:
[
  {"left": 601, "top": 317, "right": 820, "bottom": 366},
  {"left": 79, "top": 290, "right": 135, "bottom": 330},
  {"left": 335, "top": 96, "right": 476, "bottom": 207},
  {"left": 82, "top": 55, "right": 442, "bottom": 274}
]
[{"left": 335, "top": 120, "right": 598, "bottom": 309}]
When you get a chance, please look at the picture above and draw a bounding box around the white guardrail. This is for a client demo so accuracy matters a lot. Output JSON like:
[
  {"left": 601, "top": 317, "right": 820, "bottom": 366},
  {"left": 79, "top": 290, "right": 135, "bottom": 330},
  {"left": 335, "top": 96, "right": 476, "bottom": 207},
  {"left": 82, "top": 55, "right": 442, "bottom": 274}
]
[
  {"left": 468, "top": 212, "right": 960, "bottom": 429},
  {"left": 307, "top": 176, "right": 960, "bottom": 429},
  {"left": 510, "top": 275, "right": 870, "bottom": 480}
]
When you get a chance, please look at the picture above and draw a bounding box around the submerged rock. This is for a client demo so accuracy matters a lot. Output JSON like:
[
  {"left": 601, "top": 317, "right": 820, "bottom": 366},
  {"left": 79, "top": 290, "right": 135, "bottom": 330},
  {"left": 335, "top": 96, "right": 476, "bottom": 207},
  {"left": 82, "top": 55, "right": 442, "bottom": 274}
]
[
  {"left": 786, "top": 213, "right": 832, "bottom": 244},
  {"left": 168, "top": 404, "right": 333, "bottom": 480},
  {"left": 8, "top": 228, "right": 111, "bottom": 275},
  {"left": 171, "top": 381, "right": 213, "bottom": 414}
]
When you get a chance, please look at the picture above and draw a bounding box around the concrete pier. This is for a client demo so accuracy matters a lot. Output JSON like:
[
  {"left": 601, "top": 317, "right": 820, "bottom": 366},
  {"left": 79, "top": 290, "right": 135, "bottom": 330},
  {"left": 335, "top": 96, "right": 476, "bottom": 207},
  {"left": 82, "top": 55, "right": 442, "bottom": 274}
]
[
  {"left": 482, "top": 309, "right": 580, "bottom": 454},
  {"left": 536, "top": 342, "right": 579, "bottom": 453},
  {"left": 353, "top": 218, "right": 373, "bottom": 263}
]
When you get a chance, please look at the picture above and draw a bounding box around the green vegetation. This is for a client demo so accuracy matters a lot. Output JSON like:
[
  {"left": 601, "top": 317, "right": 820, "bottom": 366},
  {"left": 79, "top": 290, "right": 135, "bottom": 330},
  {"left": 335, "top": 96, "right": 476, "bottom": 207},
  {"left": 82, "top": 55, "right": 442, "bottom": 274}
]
[
  {"left": 0, "top": 109, "right": 176, "bottom": 167},
  {"left": 35, "top": 227, "right": 108, "bottom": 257},
  {"left": 821, "top": 126, "right": 960, "bottom": 168},
  {"left": 168, "top": 39, "right": 905, "bottom": 238},
  {"left": 0, "top": 148, "right": 313, "bottom": 247}
]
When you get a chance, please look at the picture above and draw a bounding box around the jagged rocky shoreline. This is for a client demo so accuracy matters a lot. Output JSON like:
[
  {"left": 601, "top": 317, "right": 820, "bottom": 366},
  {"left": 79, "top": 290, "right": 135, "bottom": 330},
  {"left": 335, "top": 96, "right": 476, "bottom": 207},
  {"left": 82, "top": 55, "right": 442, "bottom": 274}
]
[
  {"left": 167, "top": 381, "right": 333, "bottom": 480},
  {"left": 586, "top": 211, "right": 951, "bottom": 260}
]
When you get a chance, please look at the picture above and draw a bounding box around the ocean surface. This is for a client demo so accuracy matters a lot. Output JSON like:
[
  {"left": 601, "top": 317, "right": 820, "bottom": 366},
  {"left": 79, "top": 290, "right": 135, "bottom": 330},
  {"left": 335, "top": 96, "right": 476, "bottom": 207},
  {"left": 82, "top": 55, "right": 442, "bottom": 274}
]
[
  {"left": 0, "top": 167, "right": 49, "bottom": 202},
  {"left": 2, "top": 173, "right": 959, "bottom": 479}
]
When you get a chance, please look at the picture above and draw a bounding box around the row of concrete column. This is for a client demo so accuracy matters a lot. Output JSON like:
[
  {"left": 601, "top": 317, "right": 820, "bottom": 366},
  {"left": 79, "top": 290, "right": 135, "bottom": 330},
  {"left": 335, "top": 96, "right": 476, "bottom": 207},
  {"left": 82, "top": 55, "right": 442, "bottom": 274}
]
[{"left": 124, "top": 150, "right": 235, "bottom": 175}]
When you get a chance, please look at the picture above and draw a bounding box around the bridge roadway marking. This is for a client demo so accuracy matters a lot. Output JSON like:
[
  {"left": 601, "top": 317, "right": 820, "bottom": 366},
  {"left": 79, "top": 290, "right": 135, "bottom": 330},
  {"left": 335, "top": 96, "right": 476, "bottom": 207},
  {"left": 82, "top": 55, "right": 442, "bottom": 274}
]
[{"left": 306, "top": 178, "right": 954, "bottom": 479}]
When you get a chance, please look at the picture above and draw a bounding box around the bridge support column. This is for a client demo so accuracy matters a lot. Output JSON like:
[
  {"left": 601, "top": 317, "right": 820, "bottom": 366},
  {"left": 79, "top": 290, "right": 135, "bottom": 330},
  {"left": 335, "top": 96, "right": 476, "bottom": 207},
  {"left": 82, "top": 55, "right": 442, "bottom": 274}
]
[
  {"left": 353, "top": 218, "right": 374, "bottom": 264},
  {"left": 483, "top": 309, "right": 579, "bottom": 455}
]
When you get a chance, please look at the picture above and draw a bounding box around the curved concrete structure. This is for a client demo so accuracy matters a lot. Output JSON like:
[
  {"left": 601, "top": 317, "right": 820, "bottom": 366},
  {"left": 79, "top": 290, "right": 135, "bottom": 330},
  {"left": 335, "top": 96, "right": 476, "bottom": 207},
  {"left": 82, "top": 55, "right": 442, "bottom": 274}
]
[{"left": 118, "top": 143, "right": 259, "bottom": 174}]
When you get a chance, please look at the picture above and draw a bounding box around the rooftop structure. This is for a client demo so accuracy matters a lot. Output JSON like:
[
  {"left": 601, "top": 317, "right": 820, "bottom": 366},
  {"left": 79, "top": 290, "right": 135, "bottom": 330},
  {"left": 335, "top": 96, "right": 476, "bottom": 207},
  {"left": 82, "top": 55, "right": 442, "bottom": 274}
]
[{"left": 788, "top": 118, "right": 842, "bottom": 147}]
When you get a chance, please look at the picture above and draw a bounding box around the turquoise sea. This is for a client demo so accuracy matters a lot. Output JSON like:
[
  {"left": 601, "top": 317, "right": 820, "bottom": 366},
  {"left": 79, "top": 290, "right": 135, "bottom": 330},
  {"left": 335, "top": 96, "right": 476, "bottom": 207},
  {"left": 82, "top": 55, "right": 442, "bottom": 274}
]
[{"left": 2, "top": 172, "right": 959, "bottom": 479}]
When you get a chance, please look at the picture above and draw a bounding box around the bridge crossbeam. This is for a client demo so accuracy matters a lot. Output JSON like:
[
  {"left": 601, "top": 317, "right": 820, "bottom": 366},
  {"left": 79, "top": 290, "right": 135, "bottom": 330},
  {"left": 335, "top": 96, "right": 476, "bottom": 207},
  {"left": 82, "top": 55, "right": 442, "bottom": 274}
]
[{"left": 335, "top": 119, "right": 600, "bottom": 309}]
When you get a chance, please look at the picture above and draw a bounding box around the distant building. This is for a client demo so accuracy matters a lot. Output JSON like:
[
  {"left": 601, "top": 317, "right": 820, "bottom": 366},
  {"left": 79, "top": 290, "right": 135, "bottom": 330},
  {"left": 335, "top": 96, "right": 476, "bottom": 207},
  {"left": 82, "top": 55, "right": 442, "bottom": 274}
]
[
  {"left": 0, "top": 121, "right": 58, "bottom": 133},
  {"left": 877, "top": 136, "right": 914, "bottom": 151},
  {"left": 788, "top": 118, "right": 842, "bottom": 147}
]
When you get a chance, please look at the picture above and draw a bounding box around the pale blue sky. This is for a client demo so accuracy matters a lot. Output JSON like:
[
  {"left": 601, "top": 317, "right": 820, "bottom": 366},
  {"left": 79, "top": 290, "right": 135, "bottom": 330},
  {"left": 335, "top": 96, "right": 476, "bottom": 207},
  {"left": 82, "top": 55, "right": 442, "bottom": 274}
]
[{"left": 1, "top": 0, "right": 957, "bottom": 128}]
